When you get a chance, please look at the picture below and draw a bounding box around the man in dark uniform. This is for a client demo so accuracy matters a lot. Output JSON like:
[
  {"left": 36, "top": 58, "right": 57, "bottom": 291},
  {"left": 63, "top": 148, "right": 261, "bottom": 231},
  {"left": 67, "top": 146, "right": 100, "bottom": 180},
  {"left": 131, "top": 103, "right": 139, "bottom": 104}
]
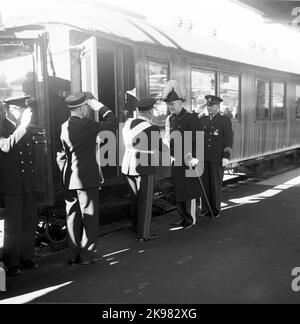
[
  {"left": 163, "top": 81, "right": 202, "bottom": 228},
  {"left": 198, "top": 95, "right": 233, "bottom": 218},
  {"left": 57, "top": 92, "right": 117, "bottom": 265},
  {"left": 0, "top": 96, "right": 38, "bottom": 275},
  {"left": 122, "top": 98, "right": 162, "bottom": 241}
]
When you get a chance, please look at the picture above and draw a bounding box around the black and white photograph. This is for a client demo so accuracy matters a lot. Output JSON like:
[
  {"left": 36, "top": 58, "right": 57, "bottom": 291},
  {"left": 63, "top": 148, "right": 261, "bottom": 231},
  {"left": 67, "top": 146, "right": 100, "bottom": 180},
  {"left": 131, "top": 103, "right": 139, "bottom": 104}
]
[{"left": 1, "top": 0, "right": 300, "bottom": 307}]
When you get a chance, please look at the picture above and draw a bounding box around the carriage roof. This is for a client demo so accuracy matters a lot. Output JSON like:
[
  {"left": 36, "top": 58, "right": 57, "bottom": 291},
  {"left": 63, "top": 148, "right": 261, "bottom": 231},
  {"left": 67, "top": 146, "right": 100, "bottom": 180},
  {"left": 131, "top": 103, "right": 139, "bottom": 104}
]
[{"left": 4, "top": 1, "right": 300, "bottom": 75}]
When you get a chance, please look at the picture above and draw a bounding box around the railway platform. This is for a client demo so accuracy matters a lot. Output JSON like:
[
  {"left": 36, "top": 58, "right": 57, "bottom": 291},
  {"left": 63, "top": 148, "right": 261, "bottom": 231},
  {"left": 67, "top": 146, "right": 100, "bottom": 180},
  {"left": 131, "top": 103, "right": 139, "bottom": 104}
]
[{"left": 1, "top": 168, "right": 300, "bottom": 304}]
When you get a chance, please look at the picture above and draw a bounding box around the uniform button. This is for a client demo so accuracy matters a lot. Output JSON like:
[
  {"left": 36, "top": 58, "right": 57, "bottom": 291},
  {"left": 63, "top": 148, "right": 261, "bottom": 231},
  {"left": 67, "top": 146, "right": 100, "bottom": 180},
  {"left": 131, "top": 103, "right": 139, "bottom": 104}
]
[
  {"left": 30, "top": 161, "right": 33, "bottom": 164},
  {"left": 20, "top": 152, "right": 23, "bottom": 155},
  {"left": 209, "top": 139, "right": 211, "bottom": 142},
  {"left": 29, "top": 152, "right": 32, "bottom": 155},
  {"left": 32, "top": 170, "right": 34, "bottom": 172},
  {"left": 208, "top": 145, "right": 211, "bottom": 148},
  {"left": 27, "top": 143, "right": 30, "bottom": 146},
  {"left": 21, "top": 161, "right": 24, "bottom": 164},
  {"left": 21, "top": 170, "right": 24, "bottom": 173}
]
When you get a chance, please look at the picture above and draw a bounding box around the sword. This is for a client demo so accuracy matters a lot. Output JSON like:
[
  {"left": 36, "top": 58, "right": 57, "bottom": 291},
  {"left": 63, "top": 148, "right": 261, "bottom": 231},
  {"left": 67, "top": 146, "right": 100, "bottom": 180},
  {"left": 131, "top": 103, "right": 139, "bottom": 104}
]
[{"left": 185, "top": 153, "right": 216, "bottom": 222}]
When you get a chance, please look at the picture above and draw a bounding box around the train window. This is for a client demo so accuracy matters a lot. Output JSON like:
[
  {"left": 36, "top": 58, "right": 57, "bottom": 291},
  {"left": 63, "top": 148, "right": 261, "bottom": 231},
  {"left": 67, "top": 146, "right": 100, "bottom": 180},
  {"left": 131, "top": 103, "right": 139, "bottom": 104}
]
[
  {"left": 0, "top": 54, "right": 35, "bottom": 100},
  {"left": 271, "top": 82, "right": 285, "bottom": 120},
  {"left": 295, "top": 85, "right": 300, "bottom": 119},
  {"left": 0, "top": 48, "right": 37, "bottom": 122},
  {"left": 219, "top": 73, "right": 240, "bottom": 121},
  {"left": 191, "top": 69, "right": 216, "bottom": 113},
  {"left": 256, "top": 80, "right": 270, "bottom": 120},
  {"left": 148, "top": 61, "right": 169, "bottom": 127}
]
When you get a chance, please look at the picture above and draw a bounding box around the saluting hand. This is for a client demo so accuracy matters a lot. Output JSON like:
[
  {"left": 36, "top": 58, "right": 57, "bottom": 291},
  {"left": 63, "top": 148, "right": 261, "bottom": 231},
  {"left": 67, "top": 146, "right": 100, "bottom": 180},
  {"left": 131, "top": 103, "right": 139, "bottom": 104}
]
[
  {"left": 20, "top": 108, "right": 32, "bottom": 128},
  {"left": 87, "top": 99, "right": 105, "bottom": 112},
  {"left": 222, "top": 158, "right": 229, "bottom": 168}
]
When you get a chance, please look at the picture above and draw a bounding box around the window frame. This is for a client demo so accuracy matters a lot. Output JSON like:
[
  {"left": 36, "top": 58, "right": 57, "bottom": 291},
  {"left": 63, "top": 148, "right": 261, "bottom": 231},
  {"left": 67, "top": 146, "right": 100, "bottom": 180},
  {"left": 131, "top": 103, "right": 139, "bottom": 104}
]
[
  {"left": 190, "top": 65, "right": 241, "bottom": 123},
  {"left": 147, "top": 58, "right": 170, "bottom": 97},
  {"left": 255, "top": 78, "right": 271, "bottom": 121},
  {"left": 270, "top": 81, "right": 286, "bottom": 121},
  {"left": 190, "top": 66, "right": 217, "bottom": 115},
  {"left": 218, "top": 71, "right": 241, "bottom": 123},
  {"left": 255, "top": 78, "right": 287, "bottom": 122},
  {"left": 147, "top": 58, "right": 170, "bottom": 128},
  {"left": 295, "top": 83, "right": 300, "bottom": 120}
]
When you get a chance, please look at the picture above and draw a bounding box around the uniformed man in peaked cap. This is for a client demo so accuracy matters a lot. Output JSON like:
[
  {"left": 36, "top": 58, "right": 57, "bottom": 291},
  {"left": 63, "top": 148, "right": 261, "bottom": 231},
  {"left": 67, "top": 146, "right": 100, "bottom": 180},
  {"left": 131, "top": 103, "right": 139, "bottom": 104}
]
[
  {"left": 0, "top": 96, "right": 39, "bottom": 275},
  {"left": 198, "top": 95, "right": 233, "bottom": 218},
  {"left": 163, "top": 80, "right": 202, "bottom": 228},
  {"left": 57, "top": 92, "right": 118, "bottom": 264},
  {"left": 122, "top": 97, "right": 164, "bottom": 241}
]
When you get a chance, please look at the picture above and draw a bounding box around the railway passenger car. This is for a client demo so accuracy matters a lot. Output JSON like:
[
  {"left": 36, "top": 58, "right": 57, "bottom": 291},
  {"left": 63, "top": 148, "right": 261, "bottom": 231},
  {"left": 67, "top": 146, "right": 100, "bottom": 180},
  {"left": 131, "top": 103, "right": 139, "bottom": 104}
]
[{"left": 1, "top": 2, "right": 300, "bottom": 223}]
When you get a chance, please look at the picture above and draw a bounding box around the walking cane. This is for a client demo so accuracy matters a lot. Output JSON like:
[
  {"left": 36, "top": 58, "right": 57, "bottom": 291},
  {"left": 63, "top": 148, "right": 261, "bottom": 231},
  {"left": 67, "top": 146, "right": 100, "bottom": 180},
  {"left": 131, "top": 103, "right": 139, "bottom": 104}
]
[{"left": 185, "top": 153, "right": 216, "bottom": 222}]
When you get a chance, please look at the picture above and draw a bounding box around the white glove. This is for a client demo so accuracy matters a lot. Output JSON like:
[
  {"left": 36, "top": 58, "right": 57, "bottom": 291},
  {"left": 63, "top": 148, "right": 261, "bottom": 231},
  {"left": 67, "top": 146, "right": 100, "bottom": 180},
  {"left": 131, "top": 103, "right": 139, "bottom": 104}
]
[
  {"left": 189, "top": 158, "right": 199, "bottom": 168},
  {"left": 87, "top": 99, "right": 105, "bottom": 112},
  {"left": 20, "top": 108, "right": 32, "bottom": 128},
  {"left": 185, "top": 153, "right": 199, "bottom": 168},
  {"left": 222, "top": 158, "right": 229, "bottom": 167}
]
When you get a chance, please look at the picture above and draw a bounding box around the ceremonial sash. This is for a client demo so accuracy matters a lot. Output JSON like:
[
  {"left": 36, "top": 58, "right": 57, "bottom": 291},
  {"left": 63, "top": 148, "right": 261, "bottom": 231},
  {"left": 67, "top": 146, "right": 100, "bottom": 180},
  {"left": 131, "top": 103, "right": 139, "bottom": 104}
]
[{"left": 123, "top": 119, "right": 154, "bottom": 154}]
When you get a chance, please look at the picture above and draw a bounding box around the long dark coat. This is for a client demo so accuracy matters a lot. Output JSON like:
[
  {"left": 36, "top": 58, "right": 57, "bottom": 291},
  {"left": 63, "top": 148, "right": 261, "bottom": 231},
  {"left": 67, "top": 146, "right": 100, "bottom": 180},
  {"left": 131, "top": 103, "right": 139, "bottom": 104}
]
[{"left": 169, "top": 108, "right": 202, "bottom": 201}]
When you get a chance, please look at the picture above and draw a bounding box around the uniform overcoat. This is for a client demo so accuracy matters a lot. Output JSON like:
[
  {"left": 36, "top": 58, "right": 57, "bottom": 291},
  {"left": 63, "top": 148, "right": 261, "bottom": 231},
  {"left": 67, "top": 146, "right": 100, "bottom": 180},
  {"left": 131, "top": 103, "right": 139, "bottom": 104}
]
[{"left": 169, "top": 108, "right": 202, "bottom": 202}]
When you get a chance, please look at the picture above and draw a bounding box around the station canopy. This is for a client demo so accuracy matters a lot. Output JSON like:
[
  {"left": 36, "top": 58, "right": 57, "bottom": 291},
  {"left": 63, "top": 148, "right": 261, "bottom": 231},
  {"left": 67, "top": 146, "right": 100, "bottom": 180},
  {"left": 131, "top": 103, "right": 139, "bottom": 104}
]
[
  {"left": 237, "top": 0, "right": 300, "bottom": 28},
  {"left": 2, "top": 1, "right": 300, "bottom": 75}
]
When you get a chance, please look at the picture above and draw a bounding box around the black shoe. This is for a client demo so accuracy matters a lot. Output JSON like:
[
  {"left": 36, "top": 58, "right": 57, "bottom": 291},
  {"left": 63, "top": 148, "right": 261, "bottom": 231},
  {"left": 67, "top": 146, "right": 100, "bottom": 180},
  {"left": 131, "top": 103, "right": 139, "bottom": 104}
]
[
  {"left": 183, "top": 223, "right": 194, "bottom": 229},
  {"left": 79, "top": 255, "right": 101, "bottom": 265},
  {"left": 172, "top": 220, "right": 185, "bottom": 226},
  {"left": 79, "top": 260, "right": 92, "bottom": 265},
  {"left": 7, "top": 266, "right": 22, "bottom": 276},
  {"left": 21, "top": 259, "right": 39, "bottom": 270},
  {"left": 136, "top": 234, "right": 159, "bottom": 242},
  {"left": 79, "top": 257, "right": 100, "bottom": 265},
  {"left": 146, "top": 234, "right": 159, "bottom": 241},
  {"left": 68, "top": 259, "right": 80, "bottom": 266},
  {"left": 68, "top": 255, "right": 81, "bottom": 265}
]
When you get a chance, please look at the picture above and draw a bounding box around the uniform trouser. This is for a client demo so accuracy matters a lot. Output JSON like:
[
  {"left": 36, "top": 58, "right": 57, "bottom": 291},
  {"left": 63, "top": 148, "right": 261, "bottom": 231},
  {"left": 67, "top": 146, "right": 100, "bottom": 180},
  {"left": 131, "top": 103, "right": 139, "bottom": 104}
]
[
  {"left": 65, "top": 188, "right": 99, "bottom": 261},
  {"left": 176, "top": 199, "right": 196, "bottom": 225},
  {"left": 126, "top": 174, "right": 154, "bottom": 239},
  {"left": 201, "top": 161, "right": 224, "bottom": 216},
  {"left": 3, "top": 192, "right": 37, "bottom": 268}
]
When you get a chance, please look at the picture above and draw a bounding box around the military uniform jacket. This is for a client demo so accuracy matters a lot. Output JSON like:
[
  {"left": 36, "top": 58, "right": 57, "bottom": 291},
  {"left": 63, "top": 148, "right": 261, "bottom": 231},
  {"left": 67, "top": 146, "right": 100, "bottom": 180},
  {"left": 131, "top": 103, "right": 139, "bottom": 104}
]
[
  {"left": 198, "top": 113, "right": 233, "bottom": 162},
  {"left": 122, "top": 117, "right": 160, "bottom": 176},
  {"left": 57, "top": 106, "right": 117, "bottom": 190},
  {"left": 0, "top": 118, "right": 37, "bottom": 194},
  {"left": 168, "top": 108, "right": 202, "bottom": 201}
]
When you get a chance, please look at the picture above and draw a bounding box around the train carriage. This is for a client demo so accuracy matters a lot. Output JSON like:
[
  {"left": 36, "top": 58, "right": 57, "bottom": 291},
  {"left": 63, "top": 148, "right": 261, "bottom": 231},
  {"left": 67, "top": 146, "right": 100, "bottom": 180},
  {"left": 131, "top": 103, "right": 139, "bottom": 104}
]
[{"left": 1, "top": 2, "right": 300, "bottom": 223}]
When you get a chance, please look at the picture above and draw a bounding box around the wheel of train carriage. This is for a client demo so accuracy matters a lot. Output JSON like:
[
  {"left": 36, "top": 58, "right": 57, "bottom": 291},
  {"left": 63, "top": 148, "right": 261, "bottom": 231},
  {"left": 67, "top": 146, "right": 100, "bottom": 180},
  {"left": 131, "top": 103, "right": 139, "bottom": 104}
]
[{"left": 44, "top": 211, "right": 67, "bottom": 246}]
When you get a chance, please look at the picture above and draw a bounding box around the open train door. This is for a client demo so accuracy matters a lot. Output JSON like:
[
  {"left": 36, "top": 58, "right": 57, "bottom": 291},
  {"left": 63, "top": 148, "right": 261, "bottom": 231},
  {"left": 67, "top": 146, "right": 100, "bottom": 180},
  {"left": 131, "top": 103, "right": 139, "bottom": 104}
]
[
  {"left": 0, "top": 33, "right": 54, "bottom": 208},
  {"left": 80, "top": 36, "right": 99, "bottom": 108},
  {"left": 70, "top": 32, "right": 135, "bottom": 184},
  {"left": 70, "top": 35, "right": 99, "bottom": 114},
  {"left": 70, "top": 35, "right": 104, "bottom": 184}
]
